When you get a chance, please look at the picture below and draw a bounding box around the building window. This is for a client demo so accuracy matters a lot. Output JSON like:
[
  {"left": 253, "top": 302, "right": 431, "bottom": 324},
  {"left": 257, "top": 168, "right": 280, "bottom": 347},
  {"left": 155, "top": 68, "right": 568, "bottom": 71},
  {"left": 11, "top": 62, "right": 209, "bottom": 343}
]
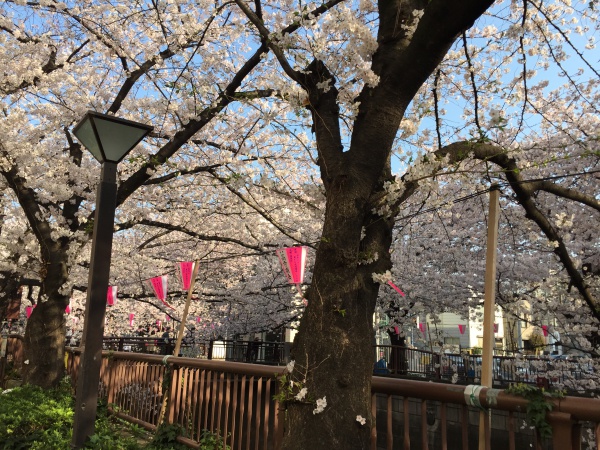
[{"left": 444, "top": 337, "right": 460, "bottom": 346}]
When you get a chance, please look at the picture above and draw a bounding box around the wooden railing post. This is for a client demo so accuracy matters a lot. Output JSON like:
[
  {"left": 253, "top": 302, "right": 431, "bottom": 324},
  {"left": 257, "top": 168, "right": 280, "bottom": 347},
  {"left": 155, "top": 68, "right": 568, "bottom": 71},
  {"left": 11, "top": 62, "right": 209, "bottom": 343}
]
[
  {"left": 547, "top": 411, "right": 581, "bottom": 450},
  {"left": 106, "top": 355, "right": 117, "bottom": 406},
  {"left": 167, "top": 364, "right": 179, "bottom": 424},
  {"left": 275, "top": 399, "right": 285, "bottom": 450}
]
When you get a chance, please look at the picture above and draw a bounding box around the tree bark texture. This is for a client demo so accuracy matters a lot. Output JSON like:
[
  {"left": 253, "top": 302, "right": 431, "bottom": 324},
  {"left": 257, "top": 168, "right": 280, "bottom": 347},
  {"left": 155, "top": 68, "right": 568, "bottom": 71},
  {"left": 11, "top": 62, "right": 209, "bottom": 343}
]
[
  {"left": 0, "top": 271, "right": 22, "bottom": 322},
  {"left": 22, "top": 242, "right": 70, "bottom": 387},
  {"left": 22, "top": 296, "right": 68, "bottom": 388},
  {"left": 282, "top": 2, "right": 493, "bottom": 449}
]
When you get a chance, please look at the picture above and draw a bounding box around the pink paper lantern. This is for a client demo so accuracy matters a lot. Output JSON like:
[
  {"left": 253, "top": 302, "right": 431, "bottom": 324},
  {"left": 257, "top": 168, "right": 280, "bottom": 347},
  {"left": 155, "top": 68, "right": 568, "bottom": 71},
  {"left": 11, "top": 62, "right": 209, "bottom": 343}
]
[
  {"left": 149, "top": 275, "right": 175, "bottom": 309},
  {"left": 458, "top": 324, "right": 466, "bottom": 335},
  {"left": 276, "top": 246, "right": 308, "bottom": 301},
  {"left": 276, "top": 247, "right": 307, "bottom": 285},
  {"left": 418, "top": 323, "right": 426, "bottom": 334},
  {"left": 387, "top": 281, "right": 406, "bottom": 297},
  {"left": 178, "top": 261, "right": 196, "bottom": 291},
  {"left": 26, "top": 306, "right": 33, "bottom": 318},
  {"left": 150, "top": 275, "right": 167, "bottom": 300},
  {"left": 129, "top": 313, "right": 135, "bottom": 327},
  {"left": 107, "top": 286, "right": 117, "bottom": 306},
  {"left": 196, "top": 317, "right": 201, "bottom": 323},
  {"left": 541, "top": 325, "right": 548, "bottom": 337},
  {"left": 65, "top": 304, "right": 71, "bottom": 314}
]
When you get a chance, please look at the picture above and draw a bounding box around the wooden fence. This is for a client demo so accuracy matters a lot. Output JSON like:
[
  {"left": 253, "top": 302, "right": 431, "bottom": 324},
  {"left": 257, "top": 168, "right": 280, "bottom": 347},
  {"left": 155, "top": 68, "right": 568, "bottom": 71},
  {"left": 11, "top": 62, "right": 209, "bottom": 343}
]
[{"left": 65, "top": 349, "right": 600, "bottom": 450}]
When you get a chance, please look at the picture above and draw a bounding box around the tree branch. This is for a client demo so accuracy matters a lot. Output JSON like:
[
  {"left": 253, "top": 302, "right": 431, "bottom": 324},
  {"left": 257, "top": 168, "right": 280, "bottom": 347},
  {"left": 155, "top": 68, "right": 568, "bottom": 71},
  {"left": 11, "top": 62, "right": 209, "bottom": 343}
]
[
  {"left": 436, "top": 141, "right": 599, "bottom": 320},
  {"left": 206, "top": 168, "right": 314, "bottom": 248},
  {"left": 114, "top": 42, "right": 269, "bottom": 207},
  {"left": 115, "top": 218, "right": 267, "bottom": 252}
]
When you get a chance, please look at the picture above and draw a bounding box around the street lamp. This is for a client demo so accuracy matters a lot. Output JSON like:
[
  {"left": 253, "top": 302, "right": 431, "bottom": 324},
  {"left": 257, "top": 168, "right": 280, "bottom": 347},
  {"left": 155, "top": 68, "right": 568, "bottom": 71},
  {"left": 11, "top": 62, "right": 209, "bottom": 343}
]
[{"left": 71, "top": 111, "right": 153, "bottom": 448}]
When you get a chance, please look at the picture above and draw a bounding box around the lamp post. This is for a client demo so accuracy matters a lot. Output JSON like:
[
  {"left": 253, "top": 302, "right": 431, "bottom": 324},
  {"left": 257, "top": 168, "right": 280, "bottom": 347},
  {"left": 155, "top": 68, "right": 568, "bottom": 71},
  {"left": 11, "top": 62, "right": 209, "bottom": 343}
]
[{"left": 71, "top": 111, "right": 152, "bottom": 448}]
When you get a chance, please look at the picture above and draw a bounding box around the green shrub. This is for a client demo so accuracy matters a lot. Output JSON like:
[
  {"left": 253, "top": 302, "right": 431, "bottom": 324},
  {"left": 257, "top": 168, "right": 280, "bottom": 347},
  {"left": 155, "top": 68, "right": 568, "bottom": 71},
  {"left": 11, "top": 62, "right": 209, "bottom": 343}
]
[
  {"left": 0, "top": 379, "right": 141, "bottom": 449},
  {"left": 150, "top": 423, "right": 189, "bottom": 450},
  {"left": 197, "top": 429, "right": 231, "bottom": 450},
  {"left": 0, "top": 381, "right": 74, "bottom": 449},
  {"left": 150, "top": 424, "right": 230, "bottom": 450},
  {"left": 0, "top": 379, "right": 229, "bottom": 449}
]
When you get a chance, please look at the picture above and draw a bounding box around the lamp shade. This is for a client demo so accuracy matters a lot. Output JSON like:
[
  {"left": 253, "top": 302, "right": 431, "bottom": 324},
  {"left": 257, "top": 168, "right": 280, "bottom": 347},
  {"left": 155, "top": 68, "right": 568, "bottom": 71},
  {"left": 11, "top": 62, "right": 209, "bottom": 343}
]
[{"left": 72, "top": 111, "right": 153, "bottom": 163}]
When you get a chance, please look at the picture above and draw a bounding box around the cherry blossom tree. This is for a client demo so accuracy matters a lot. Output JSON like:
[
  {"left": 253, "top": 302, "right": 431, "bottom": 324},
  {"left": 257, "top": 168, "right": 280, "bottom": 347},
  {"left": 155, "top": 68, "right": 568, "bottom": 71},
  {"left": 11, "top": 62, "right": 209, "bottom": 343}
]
[
  {"left": 231, "top": 1, "right": 598, "bottom": 448},
  {"left": 0, "top": 0, "right": 334, "bottom": 387},
  {"left": 0, "top": 1, "right": 598, "bottom": 449}
]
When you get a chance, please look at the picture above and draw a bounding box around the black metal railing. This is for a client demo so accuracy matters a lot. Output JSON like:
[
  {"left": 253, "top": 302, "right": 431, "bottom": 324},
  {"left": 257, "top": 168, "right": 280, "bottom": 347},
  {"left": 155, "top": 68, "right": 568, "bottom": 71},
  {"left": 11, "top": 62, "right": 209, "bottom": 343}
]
[
  {"left": 207, "top": 339, "right": 287, "bottom": 365},
  {"left": 69, "top": 336, "right": 287, "bottom": 365},
  {"left": 373, "top": 344, "right": 598, "bottom": 391},
  {"left": 64, "top": 336, "right": 596, "bottom": 387}
]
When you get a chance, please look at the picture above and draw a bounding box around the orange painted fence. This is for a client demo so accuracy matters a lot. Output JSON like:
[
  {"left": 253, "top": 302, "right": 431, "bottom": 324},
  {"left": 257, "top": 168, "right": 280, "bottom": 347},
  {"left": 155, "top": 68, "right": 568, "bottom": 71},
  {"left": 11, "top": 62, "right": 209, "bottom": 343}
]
[
  {"left": 66, "top": 349, "right": 283, "bottom": 450},
  {"left": 65, "top": 349, "right": 600, "bottom": 450}
]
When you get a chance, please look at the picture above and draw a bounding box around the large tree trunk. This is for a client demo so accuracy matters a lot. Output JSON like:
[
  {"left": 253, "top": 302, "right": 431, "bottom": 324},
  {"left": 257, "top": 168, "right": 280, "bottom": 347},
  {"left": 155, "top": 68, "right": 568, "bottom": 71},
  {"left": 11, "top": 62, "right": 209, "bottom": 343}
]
[
  {"left": 285, "top": 187, "right": 395, "bottom": 450},
  {"left": 22, "top": 297, "right": 68, "bottom": 388},
  {"left": 22, "top": 245, "right": 70, "bottom": 388},
  {"left": 282, "top": 2, "right": 493, "bottom": 448}
]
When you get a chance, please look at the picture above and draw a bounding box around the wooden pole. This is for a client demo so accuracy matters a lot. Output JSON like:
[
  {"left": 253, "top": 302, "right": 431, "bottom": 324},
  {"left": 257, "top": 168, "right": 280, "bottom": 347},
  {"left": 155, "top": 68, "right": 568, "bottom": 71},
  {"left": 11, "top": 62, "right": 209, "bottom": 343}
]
[
  {"left": 157, "top": 259, "right": 200, "bottom": 426},
  {"left": 479, "top": 186, "right": 500, "bottom": 450},
  {"left": 173, "top": 259, "right": 201, "bottom": 357}
]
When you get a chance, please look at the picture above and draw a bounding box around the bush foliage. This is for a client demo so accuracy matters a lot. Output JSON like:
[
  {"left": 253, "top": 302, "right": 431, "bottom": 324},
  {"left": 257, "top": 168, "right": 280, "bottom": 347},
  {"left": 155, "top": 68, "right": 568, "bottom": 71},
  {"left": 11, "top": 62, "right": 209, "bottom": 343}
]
[
  {"left": 0, "top": 379, "right": 227, "bottom": 449},
  {"left": 1, "top": 380, "right": 77, "bottom": 449}
]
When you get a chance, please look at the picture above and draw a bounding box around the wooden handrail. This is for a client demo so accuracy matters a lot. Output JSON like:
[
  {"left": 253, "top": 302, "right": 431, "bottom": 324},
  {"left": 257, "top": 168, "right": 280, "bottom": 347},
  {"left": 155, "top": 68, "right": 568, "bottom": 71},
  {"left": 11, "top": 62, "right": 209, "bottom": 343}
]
[
  {"left": 64, "top": 348, "right": 600, "bottom": 450},
  {"left": 372, "top": 375, "right": 600, "bottom": 422}
]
